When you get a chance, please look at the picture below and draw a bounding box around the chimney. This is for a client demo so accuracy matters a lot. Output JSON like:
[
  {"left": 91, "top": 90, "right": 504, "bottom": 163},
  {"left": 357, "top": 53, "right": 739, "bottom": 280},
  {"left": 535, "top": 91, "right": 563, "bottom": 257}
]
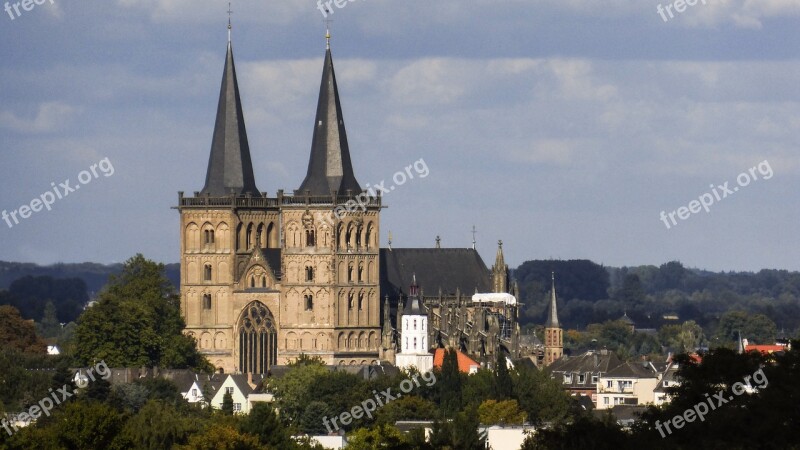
[{"left": 247, "top": 372, "right": 255, "bottom": 389}]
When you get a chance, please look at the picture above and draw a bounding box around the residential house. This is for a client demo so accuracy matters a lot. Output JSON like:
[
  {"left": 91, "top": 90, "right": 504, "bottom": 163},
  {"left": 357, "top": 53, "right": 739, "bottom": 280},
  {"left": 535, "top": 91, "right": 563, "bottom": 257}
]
[
  {"left": 547, "top": 349, "right": 622, "bottom": 406},
  {"left": 597, "top": 361, "right": 660, "bottom": 409}
]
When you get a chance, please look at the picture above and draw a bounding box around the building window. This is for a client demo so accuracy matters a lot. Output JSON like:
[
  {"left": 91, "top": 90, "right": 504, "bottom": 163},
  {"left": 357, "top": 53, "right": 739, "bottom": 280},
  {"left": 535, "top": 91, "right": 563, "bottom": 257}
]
[
  {"left": 358, "top": 264, "right": 363, "bottom": 282},
  {"left": 603, "top": 397, "right": 609, "bottom": 405},
  {"left": 358, "top": 292, "right": 364, "bottom": 310},
  {"left": 262, "top": 276, "right": 267, "bottom": 288},
  {"left": 250, "top": 277, "right": 255, "bottom": 288},
  {"left": 191, "top": 388, "right": 197, "bottom": 397},
  {"left": 592, "top": 375, "right": 599, "bottom": 384},
  {"left": 564, "top": 374, "right": 572, "bottom": 384},
  {"left": 204, "top": 265, "right": 212, "bottom": 281},
  {"left": 305, "top": 295, "right": 314, "bottom": 311},
  {"left": 348, "top": 264, "right": 354, "bottom": 283},
  {"left": 226, "top": 387, "right": 234, "bottom": 395},
  {"left": 203, "top": 294, "right": 212, "bottom": 310},
  {"left": 413, "top": 337, "right": 417, "bottom": 350},
  {"left": 413, "top": 319, "right": 417, "bottom": 330},
  {"left": 305, "top": 266, "right": 314, "bottom": 282},
  {"left": 306, "top": 229, "right": 315, "bottom": 247},
  {"left": 204, "top": 229, "right": 215, "bottom": 245},
  {"left": 606, "top": 380, "right": 613, "bottom": 388},
  {"left": 348, "top": 293, "right": 354, "bottom": 310},
  {"left": 233, "top": 403, "right": 241, "bottom": 412},
  {"left": 578, "top": 374, "right": 586, "bottom": 384}
]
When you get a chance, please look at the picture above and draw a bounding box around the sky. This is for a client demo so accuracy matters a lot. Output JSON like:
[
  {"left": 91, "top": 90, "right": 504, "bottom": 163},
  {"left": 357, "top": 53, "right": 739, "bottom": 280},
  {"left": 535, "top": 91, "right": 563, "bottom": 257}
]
[{"left": 0, "top": 0, "right": 798, "bottom": 272}]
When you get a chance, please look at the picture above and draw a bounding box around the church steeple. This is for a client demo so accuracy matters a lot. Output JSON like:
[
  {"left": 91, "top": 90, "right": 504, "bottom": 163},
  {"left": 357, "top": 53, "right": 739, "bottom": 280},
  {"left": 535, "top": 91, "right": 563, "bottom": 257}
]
[
  {"left": 543, "top": 272, "right": 563, "bottom": 366},
  {"left": 298, "top": 35, "right": 361, "bottom": 196},
  {"left": 545, "top": 272, "right": 559, "bottom": 328},
  {"left": 201, "top": 32, "right": 260, "bottom": 197},
  {"left": 491, "top": 240, "right": 509, "bottom": 293}
]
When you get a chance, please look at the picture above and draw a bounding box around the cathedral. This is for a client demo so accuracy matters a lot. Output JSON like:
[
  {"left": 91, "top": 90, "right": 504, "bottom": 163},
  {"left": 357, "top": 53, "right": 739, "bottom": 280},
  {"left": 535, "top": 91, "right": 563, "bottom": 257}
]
[{"left": 176, "top": 28, "right": 561, "bottom": 374}]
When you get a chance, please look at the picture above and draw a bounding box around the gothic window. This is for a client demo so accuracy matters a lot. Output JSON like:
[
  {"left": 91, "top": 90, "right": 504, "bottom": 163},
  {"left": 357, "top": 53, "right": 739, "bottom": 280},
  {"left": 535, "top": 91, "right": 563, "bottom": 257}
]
[
  {"left": 365, "top": 226, "right": 372, "bottom": 250},
  {"left": 261, "top": 276, "right": 267, "bottom": 288},
  {"left": 348, "top": 264, "right": 354, "bottom": 283},
  {"left": 305, "top": 295, "right": 314, "bottom": 311},
  {"left": 204, "top": 264, "right": 212, "bottom": 281},
  {"left": 348, "top": 293, "right": 354, "bottom": 310},
  {"left": 306, "top": 229, "right": 315, "bottom": 247},
  {"left": 203, "top": 294, "right": 211, "bottom": 310},
  {"left": 305, "top": 266, "right": 314, "bottom": 282},
  {"left": 358, "top": 292, "right": 364, "bottom": 310},
  {"left": 357, "top": 264, "right": 363, "bottom": 282},
  {"left": 246, "top": 223, "right": 254, "bottom": 249},
  {"left": 204, "top": 230, "right": 215, "bottom": 245},
  {"left": 250, "top": 277, "right": 255, "bottom": 288},
  {"left": 238, "top": 301, "right": 277, "bottom": 375}
]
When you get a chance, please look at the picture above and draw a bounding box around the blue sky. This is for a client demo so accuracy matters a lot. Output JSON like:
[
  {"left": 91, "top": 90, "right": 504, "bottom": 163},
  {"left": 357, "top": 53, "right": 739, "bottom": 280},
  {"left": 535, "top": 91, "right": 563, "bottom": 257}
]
[{"left": 1, "top": 0, "right": 798, "bottom": 271}]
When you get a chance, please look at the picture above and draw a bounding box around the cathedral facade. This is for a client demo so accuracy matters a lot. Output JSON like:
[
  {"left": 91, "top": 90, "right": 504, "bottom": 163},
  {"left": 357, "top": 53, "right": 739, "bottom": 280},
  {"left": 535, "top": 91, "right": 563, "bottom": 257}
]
[{"left": 177, "top": 31, "right": 553, "bottom": 374}]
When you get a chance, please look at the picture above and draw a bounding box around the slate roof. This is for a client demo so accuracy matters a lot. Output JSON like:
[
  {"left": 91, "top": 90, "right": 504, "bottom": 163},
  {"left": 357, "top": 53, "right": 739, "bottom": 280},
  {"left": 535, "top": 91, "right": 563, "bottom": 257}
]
[
  {"left": 547, "top": 350, "right": 624, "bottom": 388},
  {"left": 380, "top": 248, "right": 492, "bottom": 300},
  {"left": 604, "top": 361, "right": 658, "bottom": 379},
  {"left": 545, "top": 274, "right": 559, "bottom": 328},
  {"left": 201, "top": 41, "right": 260, "bottom": 197},
  {"left": 298, "top": 47, "right": 361, "bottom": 196}
]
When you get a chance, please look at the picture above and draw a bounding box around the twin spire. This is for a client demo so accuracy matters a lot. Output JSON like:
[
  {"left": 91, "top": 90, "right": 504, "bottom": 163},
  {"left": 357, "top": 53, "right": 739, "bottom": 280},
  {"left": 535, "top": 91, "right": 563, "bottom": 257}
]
[{"left": 201, "top": 16, "right": 359, "bottom": 197}]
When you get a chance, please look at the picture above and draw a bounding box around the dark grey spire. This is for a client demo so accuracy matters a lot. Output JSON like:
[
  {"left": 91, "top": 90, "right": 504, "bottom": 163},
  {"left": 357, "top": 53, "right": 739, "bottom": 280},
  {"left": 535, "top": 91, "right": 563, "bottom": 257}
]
[
  {"left": 298, "top": 46, "right": 361, "bottom": 196},
  {"left": 545, "top": 272, "right": 559, "bottom": 328},
  {"left": 201, "top": 41, "right": 260, "bottom": 197},
  {"left": 403, "top": 274, "right": 426, "bottom": 316}
]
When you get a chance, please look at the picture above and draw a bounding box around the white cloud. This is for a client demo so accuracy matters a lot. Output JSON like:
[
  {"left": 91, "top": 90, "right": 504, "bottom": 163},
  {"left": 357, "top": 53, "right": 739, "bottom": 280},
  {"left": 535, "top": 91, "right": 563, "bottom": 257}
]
[{"left": 0, "top": 102, "right": 80, "bottom": 133}]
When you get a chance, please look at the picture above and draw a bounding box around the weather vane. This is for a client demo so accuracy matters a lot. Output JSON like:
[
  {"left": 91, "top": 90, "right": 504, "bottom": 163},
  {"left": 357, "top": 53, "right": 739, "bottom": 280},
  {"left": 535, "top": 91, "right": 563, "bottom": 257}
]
[{"left": 227, "top": 2, "right": 233, "bottom": 42}]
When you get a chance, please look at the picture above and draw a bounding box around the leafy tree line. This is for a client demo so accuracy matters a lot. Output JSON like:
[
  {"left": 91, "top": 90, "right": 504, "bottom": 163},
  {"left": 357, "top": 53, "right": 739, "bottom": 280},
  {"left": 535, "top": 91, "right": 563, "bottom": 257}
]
[{"left": 516, "top": 260, "right": 798, "bottom": 344}]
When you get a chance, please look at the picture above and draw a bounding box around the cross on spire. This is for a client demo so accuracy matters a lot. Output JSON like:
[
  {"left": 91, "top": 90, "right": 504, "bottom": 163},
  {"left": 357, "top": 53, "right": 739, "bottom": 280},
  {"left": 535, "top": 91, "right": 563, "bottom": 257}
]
[
  {"left": 227, "top": 2, "right": 233, "bottom": 42},
  {"left": 471, "top": 225, "right": 477, "bottom": 250},
  {"left": 324, "top": 16, "right": 333, "bottom": 49}
]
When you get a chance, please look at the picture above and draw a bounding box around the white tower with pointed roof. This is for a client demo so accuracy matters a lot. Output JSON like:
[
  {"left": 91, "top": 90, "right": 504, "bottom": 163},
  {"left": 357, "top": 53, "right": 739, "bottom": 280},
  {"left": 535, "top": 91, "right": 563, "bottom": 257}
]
[{"left": 396, "top": 276, "right": 433, "bottom": 373}]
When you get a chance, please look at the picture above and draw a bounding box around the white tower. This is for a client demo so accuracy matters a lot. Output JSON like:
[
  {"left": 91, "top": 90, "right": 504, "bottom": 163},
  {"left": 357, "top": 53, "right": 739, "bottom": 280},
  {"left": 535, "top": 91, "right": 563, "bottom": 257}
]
[{"left": 395, "top": 275, "right": 434, "bottom": 373}]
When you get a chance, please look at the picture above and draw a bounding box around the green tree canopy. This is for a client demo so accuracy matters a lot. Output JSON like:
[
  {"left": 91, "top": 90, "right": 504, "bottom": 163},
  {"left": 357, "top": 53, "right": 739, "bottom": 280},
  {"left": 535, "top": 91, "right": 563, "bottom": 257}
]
[{"left": 72, "top": 254, "right": 210, "bottom": 370}]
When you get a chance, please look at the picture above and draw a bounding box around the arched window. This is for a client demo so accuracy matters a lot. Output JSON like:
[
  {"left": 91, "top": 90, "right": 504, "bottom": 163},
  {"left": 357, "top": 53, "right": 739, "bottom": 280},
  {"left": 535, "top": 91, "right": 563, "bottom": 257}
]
[
  {"left": 261, "top": 276, "right": 267, "bottom": 288},
  {"left": 305, "top": 266, "right": 314, "bottom": 282},
  {"left": 348, "top": 264, "right": 354, "bottom": 283},
  {"left": 348, "top": 293, "right": 354, "bottom": 310},
  {"left": 203, "top": 294, "right": 211, "bottom": 310},
  {"left": 204, "top": 229, "right": 215, "bottom": 245},
  {"left": 357, "top": 264, "right": 363, "bottom": 282},
  {"left": 204, "top": 264, "right": 212, "bottom": 281},
  {"left": 358, "top": 292, "right": 364, "bottom": 310},
  {"left": 305, "top": 295, "right": 314, "bottom": 311},
  {"left": 250, "top": 277, "right": 255, "bottom": 288},
  {"left": 238, "top": 302, "right": 277, "bottom": 375}
]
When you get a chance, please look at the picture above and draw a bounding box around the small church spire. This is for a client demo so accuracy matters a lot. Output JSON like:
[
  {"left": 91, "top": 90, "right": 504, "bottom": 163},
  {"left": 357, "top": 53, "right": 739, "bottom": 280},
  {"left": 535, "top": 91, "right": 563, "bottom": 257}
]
[{"left": 545, "top": 272, "right": 559, "bottom": 328}]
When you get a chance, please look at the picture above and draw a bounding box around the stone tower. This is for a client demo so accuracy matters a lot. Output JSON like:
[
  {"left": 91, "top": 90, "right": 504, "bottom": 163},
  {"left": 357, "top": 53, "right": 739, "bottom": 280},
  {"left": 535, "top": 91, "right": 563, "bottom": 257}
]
[{"left": 177, "top": 30, "right": 381, "bottom": 373}]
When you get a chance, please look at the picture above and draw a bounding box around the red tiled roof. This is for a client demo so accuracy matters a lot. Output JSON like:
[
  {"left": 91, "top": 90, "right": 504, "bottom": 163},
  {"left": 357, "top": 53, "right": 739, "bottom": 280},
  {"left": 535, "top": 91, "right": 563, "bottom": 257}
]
[
  {"left": 745, "top": 344, "right": 785, "bottom": 354},
  {"left": 433, "top": 348, "right": 480, "bottom": 373}
]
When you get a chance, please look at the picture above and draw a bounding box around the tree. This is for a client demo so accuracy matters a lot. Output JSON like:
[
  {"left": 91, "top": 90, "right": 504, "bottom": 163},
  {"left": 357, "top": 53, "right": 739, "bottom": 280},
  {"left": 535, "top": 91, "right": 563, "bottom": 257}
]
[
  {"left": 239, "top": 402, "right": 293, "bottom": 449},
  {"left": 376, "top": 395, "right": 439, "bottom": 426},
  {"left": 0, "top": 305, "right": 46, "bottom": 353},
  {"left": 53, "top": 401, "right": 125, "bottom": 450},
  {"left": 346, "top": 424, "right": 411, "bottom": 450},
  {"left": 452, "top": 406, "right": 486, "bottom": 450},
  {"left": 715, "top": 310, "right": 777, "bottom": 345},
  {"left": 267, "top": 356, "right": 329, "bottom": 424},
  {"left": 493, "top": 351, "right": 513, "bottom": 400},
  {"left": 478, "top": 399, "right": 527, "bottom": 425},
  {"left": 117, "top": 400, "right": 197, "bottom": 450},
  {"left": 512, "top": 365, "right": 570, "bottom": 425},
  {"left": 175, "top": 422, "right": 262, "bottom": 450},
  {"left": 38, "top": 301, "right": 62, "bottom": 339},
  {"left": 221, "top": 391, "right": 234, "bottom": 415},
  {"left": 72, "top": 254, "right": 210, "bottom": 370},
  {"left": 438, "top": 348, "right": 463, "bottom": 416}
]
